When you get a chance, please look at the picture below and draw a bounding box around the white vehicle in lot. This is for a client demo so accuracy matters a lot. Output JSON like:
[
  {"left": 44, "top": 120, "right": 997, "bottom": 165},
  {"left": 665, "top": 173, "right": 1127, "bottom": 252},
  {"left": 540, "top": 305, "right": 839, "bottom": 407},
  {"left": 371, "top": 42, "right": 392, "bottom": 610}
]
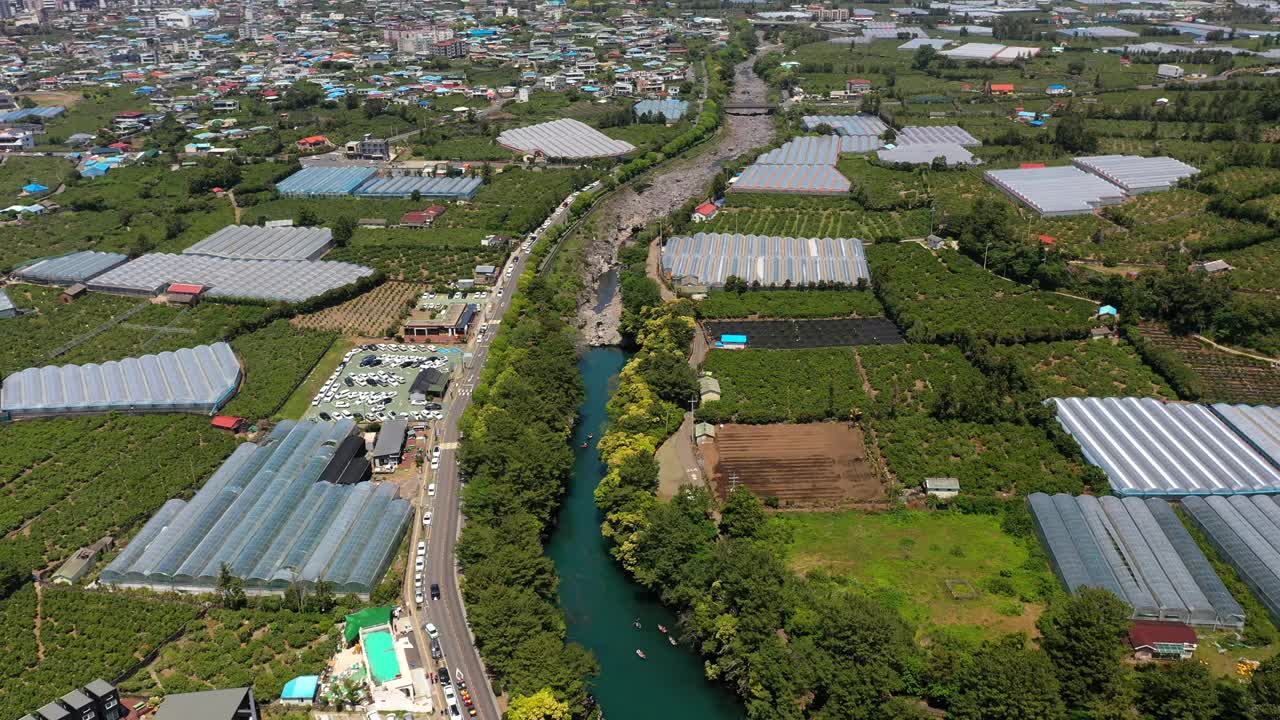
[
  {"left": 428, "top": 483, "right": 436, "bottom": 496},
  {"left": 417, "top": 541, "right": 426, "bottom": 556},
  {"left": 415, "top": 557, "right": 424, "bottom": 572},
  {"left": 423, "top": 511, "right": 432, "bottom": 526},
  {"left": 426, "top": 622, "right": 441, "bottom": 639},
  {"left": 415, "top": 591, "right": 424, "bottom": 604}
]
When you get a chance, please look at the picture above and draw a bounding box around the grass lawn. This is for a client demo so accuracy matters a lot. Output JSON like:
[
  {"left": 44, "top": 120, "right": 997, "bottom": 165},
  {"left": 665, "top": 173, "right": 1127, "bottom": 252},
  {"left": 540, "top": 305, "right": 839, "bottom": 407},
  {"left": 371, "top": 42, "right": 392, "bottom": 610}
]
[
  {"left": 276, "top": 334, "right": 355, "bottom": 420},
  {"left": 782, "top": 509, "right": 1056, "bottom": 643}
]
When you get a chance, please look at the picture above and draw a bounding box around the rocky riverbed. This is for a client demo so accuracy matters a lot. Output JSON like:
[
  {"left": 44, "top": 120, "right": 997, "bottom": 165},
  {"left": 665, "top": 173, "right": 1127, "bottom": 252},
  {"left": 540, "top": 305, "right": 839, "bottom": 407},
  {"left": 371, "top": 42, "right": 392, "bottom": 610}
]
[{"left": 577, "top": 43, "right": 778, "bottom": 345}]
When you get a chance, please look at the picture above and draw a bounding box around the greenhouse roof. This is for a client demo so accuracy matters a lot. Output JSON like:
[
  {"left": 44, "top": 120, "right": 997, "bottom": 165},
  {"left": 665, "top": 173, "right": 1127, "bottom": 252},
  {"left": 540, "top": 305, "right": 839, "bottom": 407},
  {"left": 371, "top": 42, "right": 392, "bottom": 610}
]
[
  {"left": 1, "top": 342, "right": 241, "bottom": 419},
  {"left": 87, "top": 253, "right": 373, "bottom": 303},
  {"left": 755, "top": 136, "right": 844, "bottom": 165},
  {"left": 898, "top": 125, "right": 981, "bottom": 147},
  {"left": 730, "top": 163, "right": 851, "bottom": 195},
  {"left": 1051, "top": 397, "right": 1280, "bottom": 496},
  {"left": 353, "top": 175, "right": 483, "bottom": 199},
  {"left": 100, "top": 420, "right": 412, "bottom": 596},
  {"left": 1071, "top": 155, "right": 1199, "bottom": 194},
  {"left": 1029, "top": 493, "right": 1243, "bottom": 628},
  {"left": 634, "top": 98, "right": 690, "bottom": 122},
  {"left": 985, "top": 165, "right": 1127, "bottom": 217},
  {"left": 275, "top": 166, "right": 378, "bottom": 197},
  {"left": 496, "top": 118, "right": 635, "bottom": 159},
  {"left": 1182, "top": 495, "right": 1280, "bottom": 626},
  {"left": 800, "top": 114, "right": 888, "bottom": 137},
  {"left": 13, "top": 250, "right": 129, "bottom": 285},
  {"left": 662, "top": 232, "right": 870, "bottom": 287},
  {"left": 184, "top": 225, "right": 334, "bottom": 261}
]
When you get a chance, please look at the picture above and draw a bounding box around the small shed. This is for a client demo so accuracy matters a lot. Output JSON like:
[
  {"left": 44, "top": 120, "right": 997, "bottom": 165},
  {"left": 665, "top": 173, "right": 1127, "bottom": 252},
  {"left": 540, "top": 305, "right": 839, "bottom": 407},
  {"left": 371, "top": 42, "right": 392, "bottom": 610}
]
[
  {"left": 473, "top": 264, "right": 499, "bottom": 284},
  {"left": 699, "top": 376, "right": 721, "bottom": 403},
  {"left": 51, "top": 536, "right": 114, "bottom": 585},
  {"left": 1097, "top": 304, "right": 1118, "bottom": 318},
  {"left": 371, "top": 418, "right": 409, "bottom": 473},
  {"left": 925, "top": 477, "right": 960, "bottom": 499},
  {"left": 60, "top": 283, "right": 88, "bottom": 303},
  {"left": 409, "top": 367, "right": 451, "bottom": 404},
  {"left": 1193, "top": 259, "right": 1233, "bottom": 274},
  {"left": 211, "top": 415, "right": 247, "bottom": 433},
  {"left": 694, "top": 422, "right": 717, "bottom": 443}
]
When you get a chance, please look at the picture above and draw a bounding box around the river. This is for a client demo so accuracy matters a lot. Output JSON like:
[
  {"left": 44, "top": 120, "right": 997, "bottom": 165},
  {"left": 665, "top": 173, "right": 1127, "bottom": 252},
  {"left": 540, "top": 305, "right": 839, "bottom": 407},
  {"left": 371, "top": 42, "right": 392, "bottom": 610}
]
[
  {"left": 546, "top": 348, "right": 744, "bottom": 720},
  {"left": 577, "top": 40, "right": 779, "bottom": 345}
]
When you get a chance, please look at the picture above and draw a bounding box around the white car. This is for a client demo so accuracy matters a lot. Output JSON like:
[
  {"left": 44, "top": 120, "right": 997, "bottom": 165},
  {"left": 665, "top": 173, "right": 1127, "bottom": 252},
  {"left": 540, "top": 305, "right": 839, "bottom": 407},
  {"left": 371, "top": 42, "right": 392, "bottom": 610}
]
[
  {"left": 428, "top": 483, "right": 436, "bottom": 497},
  {"left": 415, "top": 575, "right": 423, "bottom": 588},
  {"left": 415, "top": 558, "right": 424, "bottom": 572},
  {"left": 426, "top": 622, "right": 440, "bottom": 639},
  {"left": 431, "top": 458, "right": 439, "bottom": 470},
  {"left": 415, "top": 591, "right": 424, "bottom": 605},
  {"left": 423, "top": 511, "right": 432, "bottom": 526},
  {"left": 417, "top": 541, "right": 426, "bottom": 556}
]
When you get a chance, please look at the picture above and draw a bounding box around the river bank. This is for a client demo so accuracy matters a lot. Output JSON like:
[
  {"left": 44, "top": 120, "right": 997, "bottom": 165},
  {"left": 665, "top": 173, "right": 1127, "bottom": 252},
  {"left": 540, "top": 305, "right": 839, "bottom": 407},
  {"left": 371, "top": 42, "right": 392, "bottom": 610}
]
[
  {"left": 576, "top": 42, "right": 779, "bottom": 346},
  {"left": 546, "top": 348, "right": 744, "bottom": 720}
]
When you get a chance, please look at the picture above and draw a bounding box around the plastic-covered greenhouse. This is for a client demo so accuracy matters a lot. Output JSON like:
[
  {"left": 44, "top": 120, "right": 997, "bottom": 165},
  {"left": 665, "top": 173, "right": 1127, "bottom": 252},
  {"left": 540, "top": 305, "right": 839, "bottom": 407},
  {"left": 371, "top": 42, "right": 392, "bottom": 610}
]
[
  {"left": 1182, "top": 495, "right": 1280, "bottom": 625},
  {"left": 1, "top": 342, "right": 241, "bottom": 419},
  {"left": 1028, "top": 493, "right": 1244, "bottom": 628},
  {"left": 101, "top": 420, "right": 411, "bottom": 597}
]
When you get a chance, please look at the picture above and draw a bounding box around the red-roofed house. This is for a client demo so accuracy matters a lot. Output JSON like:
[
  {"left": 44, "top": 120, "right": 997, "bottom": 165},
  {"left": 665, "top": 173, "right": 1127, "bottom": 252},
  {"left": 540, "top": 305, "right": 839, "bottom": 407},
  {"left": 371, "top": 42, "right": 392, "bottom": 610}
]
[
  {"left": 211, "top": 415, "right": 247, "bottom": 433},
  {"left": 1038, "top": 234, "right": 1056, "bottom": 245},
  {"left": 1129, "top": 622, "right": 1197, "bottom": 661},
  {"left": 846, "top": 78, "right": 873, "bottom": 94},
  {"left": 692, "top": 202, "right": 719, "bottom": 223},
  {"left": 1020, "top": 163, "right": 1046, "bottom": 169},
  {"left": 990, "top": 83, "right": 1015, "bottom": 95},
  {"left": 168, "top": 283, "right": 206, "bottom": 296},
  {"left": 296, "top": 135, "right": 332, "bottom": 151},
  {"left": 400, "top": 205, "right": 448, "bottom": 228}
]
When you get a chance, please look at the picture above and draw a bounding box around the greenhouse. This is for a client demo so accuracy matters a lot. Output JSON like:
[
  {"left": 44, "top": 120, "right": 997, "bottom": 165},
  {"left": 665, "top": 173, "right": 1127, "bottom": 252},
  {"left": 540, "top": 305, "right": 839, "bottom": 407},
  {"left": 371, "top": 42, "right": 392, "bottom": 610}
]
[
  {"left": 1, "top": 342, "right": 241, "bottom": 419},
  {"left": 1182, "top": 495, "right": 1280, "bottom": 625},
  {"left": 1029, "top": 493, "right": 1244, "bottom": 628},
  {"left": 101, "top": 420, "right": 412, "bottom": 597}
]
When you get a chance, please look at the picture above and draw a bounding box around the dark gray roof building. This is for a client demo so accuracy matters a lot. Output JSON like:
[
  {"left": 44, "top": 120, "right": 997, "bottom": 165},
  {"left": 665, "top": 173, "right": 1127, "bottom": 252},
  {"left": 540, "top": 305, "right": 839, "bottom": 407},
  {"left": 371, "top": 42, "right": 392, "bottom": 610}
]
[{"left": 154, "top": 687, "right": 259, "bottom": 720}]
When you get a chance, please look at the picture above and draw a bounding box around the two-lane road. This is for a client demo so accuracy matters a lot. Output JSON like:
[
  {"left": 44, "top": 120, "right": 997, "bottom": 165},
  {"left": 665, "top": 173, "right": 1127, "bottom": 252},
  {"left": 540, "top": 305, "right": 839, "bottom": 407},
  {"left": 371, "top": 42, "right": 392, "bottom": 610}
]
[{"left": 407, "top": 235, "right": 540, "bottom": 719}]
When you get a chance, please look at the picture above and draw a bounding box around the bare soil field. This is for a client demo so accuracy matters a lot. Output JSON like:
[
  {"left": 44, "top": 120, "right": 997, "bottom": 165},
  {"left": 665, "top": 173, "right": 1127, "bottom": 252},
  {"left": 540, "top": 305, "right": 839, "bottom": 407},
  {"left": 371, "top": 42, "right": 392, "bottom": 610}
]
[
  {"left": 1140, "top": 323, "right": 1280, "bottom": 405},
  {"left": 705, "top": 422, "right": 883, "bottom": 506},
  {"left": 20, "top": 91, "right": 85, "bottom": 108},
  {"left": 293, "top": 281, "right": 425, "bottom": 337}
]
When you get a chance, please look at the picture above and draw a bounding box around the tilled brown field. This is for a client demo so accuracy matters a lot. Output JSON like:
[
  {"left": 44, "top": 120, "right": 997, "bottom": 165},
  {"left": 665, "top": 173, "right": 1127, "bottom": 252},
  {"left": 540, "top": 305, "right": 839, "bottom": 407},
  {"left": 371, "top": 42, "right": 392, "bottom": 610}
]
[
  {"left": 293, "top": 281, "right": 426, "bottom": 337},
  {"left": 1140, "top": 323, "right": 1280, "bottom": 405},
  {"left": 705, "top": 422, "right": 883, "bottom": 505}
]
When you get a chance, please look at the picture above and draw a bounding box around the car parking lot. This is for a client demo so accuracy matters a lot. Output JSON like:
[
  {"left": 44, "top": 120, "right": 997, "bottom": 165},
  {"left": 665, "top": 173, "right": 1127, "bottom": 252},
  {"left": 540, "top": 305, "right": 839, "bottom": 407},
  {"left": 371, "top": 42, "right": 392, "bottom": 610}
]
[{"left": 304, "top": 343, "right": 463, "bottom": 424}]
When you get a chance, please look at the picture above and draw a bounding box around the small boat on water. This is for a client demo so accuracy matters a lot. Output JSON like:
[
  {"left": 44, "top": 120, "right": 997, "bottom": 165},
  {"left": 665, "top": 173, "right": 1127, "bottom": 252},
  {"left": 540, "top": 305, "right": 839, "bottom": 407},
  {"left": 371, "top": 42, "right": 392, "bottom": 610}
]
[
  {"left": 669, "top": 636, "right": 677, "bottom": 646},
  {"left": 658, "top": 625, "right": 668, "bottom": 634},
  {"left": 636, "top": 649, "right": 647, "bottom": 660},
  {"left": 633, "top": 618, "right": 642, "bottom": 630},
  {"left": 581, "top": 442, "right": 588, "bottom": 448}
]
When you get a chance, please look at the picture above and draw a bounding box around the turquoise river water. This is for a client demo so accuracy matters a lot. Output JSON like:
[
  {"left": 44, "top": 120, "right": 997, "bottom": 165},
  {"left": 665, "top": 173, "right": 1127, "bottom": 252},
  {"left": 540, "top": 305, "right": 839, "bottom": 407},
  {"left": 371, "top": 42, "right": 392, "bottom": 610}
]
[{"left": 545, "top": 347, "right": 744, "bottom": 720}]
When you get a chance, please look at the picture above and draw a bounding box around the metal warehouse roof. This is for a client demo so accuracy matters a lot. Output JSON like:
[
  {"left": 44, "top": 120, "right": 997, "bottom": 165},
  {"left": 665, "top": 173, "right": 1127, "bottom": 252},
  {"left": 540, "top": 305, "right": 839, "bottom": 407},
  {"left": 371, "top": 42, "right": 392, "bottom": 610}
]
[
  {"left": 986, "top": 165, "right": 1127, "bottom": 217},
  {"left": 634, "top": 98, "right": 689, "bottom": 122},
  {"left": 839, "top": 136, "right": 885, "bottom": 154},
  {"left": 731, "top": 163, "right": 851, "bottom": 195},
  {"left": 1029, "top": 493, "right": 1244, "bottom": 628},
  {"left": 800, "top": 114, "right": 888, "bottom": 137},
  {"left": 1071, "top": 155, "right": 1199, "bottom": 194},
  {"left": 1052, "top": 397, "right": 1280, "bottom": 496},
  {"left": 13, "top": 251, "right": 129, "bottom": 285},
  {"left": 184, "top": 225, "right": 334, "bottom": 261},
  {"left": 275, "top": 166, "right": 378, "bottom": 197},
  {"left": 898, "top": 125, "right": 981, "bottom": 147},
  {"left": 100, "top": 420, "right": 412, "bottom": 596},
  {"left": 1, "top": 342, "right": 240, "bottom": 419},
  {"left": 662, "top": 232, "right": 870, "bottom": 287},
  {"left": 1183, "top": 495, "right": 1280, "bottom": 625},
  {"left": 878, "top": 142, "right": 978, "bottom": 166},
  {"left": 755, "top": 136, "right": 844, "bottom": 165},
  {"left": 354, "top": 175, "right": 483, "bottom": 199},
  {"left": 87, "top": 254, "right": 373, "bottom": 303},
  {"left": 0, "top": 106, "right": 65, "bottom": 122},
  {"left": 496, "top": 118, "right": 636, "bottom": 159}
]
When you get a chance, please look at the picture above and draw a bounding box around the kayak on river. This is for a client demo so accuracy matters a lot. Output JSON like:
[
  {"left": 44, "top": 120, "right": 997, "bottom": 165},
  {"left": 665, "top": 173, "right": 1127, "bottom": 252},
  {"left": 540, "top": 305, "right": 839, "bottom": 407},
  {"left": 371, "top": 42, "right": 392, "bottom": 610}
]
[
  {"left": 658, "top": 625, "right": 668, "bottom": 634},
  {"left": 636, "top": 649, "right": 647, "bottom": 660}
]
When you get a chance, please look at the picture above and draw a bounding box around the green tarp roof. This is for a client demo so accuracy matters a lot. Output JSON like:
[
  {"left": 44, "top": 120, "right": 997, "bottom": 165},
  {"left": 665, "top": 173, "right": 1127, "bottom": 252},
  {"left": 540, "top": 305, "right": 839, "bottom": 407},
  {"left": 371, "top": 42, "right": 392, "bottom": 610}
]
[{"left": 344, "top": 606, "right": 394, "bottom": 645}]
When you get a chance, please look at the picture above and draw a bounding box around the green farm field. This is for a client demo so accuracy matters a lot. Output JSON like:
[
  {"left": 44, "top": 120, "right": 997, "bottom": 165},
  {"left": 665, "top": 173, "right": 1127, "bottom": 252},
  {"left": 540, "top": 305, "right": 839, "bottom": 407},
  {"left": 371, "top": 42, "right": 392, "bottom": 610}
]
[{"left": 782, "top": 510, "right": 1058, "bottom": 643}]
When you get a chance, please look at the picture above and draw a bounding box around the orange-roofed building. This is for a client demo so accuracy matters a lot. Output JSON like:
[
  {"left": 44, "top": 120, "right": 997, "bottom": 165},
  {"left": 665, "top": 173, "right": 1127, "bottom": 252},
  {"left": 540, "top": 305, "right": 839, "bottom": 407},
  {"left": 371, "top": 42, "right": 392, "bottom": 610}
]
[{"left": 990, "top": 83, "right": 1015, "bottom": 94}]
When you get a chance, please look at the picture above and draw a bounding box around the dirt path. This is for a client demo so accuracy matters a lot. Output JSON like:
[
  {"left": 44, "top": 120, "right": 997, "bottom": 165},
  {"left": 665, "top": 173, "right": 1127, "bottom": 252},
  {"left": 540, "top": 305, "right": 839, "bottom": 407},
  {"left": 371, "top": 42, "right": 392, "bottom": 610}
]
[
  {"left": 655, "top": 413, "right": 705, "bottom": 499},
  {"left": 576, "top": 40, "right": 779, "bottom": 344},
  {"left": 1193, "top": 334, "right": 1280, "bottom": 365},
  {"left": 34, "top": 582, "right": 46, "bottom": 661},
  {"left": 227, "top": 189, "right": 242, "bottom": 223}
]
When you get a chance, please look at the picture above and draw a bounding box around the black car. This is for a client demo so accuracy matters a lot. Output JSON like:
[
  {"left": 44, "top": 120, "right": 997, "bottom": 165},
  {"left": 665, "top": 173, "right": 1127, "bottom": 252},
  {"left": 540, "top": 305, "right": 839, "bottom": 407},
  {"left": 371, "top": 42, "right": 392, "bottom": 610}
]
[
  {"left": 431, "top": 638, "right": 443, "bottom": 660},
  {"left": 344, "top": 377, "right": 354, "bottom": 386},
  {"left": 425, "top": 403, "right": 442, "bottom": 410},
  {"left": 430, "top": 582, "right": 441, "bottom": 600},
  {"left": 319, "top": 412, "right": 332, "bottom": 421},
  {"left": 438, "top": 666, "right": 451, "bottom": 686}
]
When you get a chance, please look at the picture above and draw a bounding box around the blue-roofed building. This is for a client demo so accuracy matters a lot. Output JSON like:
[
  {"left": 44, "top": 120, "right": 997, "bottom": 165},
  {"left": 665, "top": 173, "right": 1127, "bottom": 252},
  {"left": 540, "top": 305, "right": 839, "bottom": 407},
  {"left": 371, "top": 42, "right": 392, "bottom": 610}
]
[
  {"left": 275, "top": 166, "right": 378, "bottom": 198},
  {"left": 719, "top": 334, "right": 747, "bottom": 349},
  {"left": 22, "top": 183, "right": 49, "bottom": 194},
  {"left": 280, "top": 675, "right": 319, "bottom": 704}
]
